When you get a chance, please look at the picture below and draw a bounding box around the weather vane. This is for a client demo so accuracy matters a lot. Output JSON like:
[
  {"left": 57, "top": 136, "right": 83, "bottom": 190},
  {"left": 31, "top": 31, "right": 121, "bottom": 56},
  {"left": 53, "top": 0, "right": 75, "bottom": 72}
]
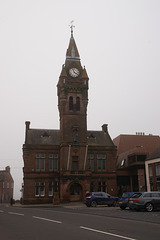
[{"left": 69, "top": 20, "right": 75, "bottom": 37}]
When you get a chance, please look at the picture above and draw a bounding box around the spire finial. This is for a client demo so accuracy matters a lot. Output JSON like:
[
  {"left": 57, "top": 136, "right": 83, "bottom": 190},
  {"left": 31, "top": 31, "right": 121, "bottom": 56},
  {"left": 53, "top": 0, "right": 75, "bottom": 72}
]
[{"left": 69, "top": 20, "right": 75, "bottom": 37}]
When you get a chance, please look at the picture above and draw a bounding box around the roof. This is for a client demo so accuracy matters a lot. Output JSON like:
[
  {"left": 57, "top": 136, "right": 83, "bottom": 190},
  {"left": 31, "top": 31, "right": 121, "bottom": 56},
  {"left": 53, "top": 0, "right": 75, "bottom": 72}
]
[
  {"left": 0, "top": 166, "right": 13, "bottom": 182},
  {"left": 0, "top": 171, "right": 5, "bottom": 181},
  {"left": 25, "top": 128, "right": 115, "bottom": 147},
  {"left": 113, "top": 134, "right": 160, "bottom": 169},
  {"left": 25, "top": 129, "right": 60, "bottom": 145},
  {"left": 87, "top": 130, "right": 115, "bottom": 147},
  {"left": 113, "top": 134, "right": 160, "bottom": 156},
  {"left": 147, "top": 146, "right": 160, "bottom": 160}
]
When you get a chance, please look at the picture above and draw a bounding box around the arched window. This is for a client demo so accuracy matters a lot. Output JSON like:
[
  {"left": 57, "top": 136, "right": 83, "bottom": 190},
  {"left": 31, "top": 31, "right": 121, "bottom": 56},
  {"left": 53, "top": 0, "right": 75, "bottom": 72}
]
[
  {"left": 76, "top": 97, "right": 80, "bottom": 111},
  {"left": 69, "top": 96, "right": 73, "bottom": 110}
]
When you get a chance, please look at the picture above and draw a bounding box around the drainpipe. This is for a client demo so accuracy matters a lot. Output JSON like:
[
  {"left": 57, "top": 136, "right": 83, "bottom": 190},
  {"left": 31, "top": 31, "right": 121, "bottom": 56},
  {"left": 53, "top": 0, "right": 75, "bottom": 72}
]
[
  {"left": 84, "top": 145, "right": 88, "bottom": 170},
  {"left": 67, "top": 145, "right": 71, "bottom": 170}
]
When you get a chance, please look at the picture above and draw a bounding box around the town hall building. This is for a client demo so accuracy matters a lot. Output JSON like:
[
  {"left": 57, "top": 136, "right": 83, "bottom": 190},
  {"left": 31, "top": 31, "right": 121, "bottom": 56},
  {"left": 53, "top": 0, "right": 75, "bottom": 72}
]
[{"left": 22, "top": 27, "right": 117, "bottom": 204}]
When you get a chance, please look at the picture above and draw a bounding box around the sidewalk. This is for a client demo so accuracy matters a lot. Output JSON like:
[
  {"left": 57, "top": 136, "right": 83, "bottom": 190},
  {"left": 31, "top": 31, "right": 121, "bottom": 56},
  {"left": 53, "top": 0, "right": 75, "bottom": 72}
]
[{"left": 11, "top": 201, "right": 85, "bottom": 209}]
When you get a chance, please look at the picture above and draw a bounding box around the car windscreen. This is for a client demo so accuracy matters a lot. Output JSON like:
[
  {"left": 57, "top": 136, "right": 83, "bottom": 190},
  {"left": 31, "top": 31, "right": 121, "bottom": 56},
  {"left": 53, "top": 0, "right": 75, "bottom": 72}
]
[
  {"left": 122, "top": 193, "right": 129, "bottom": 198},
  {"left": 131, "top": 193, "right": 142, "bottom": 198}
]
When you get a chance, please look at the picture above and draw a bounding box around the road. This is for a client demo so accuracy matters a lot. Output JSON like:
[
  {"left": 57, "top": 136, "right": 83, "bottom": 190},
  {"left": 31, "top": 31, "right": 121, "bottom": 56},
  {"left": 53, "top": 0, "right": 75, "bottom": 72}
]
[{"left": 0, "top": 203, "right": 160, "bottom": 240}]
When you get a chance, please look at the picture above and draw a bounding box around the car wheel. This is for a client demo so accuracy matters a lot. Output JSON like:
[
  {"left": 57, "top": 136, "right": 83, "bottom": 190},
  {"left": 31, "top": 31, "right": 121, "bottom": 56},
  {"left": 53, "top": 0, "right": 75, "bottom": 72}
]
[
  {"left": 91, "top": 201, "right": 97, "bottom": 207},
  {"left": 145, "top": 202, "right": 154, "bottom": 212},
  {"left": 120, "top": 206, "right": 126, "bottom": 210},
  {"left": 112, "top": 201, "right": 117, "bottom": 207}
]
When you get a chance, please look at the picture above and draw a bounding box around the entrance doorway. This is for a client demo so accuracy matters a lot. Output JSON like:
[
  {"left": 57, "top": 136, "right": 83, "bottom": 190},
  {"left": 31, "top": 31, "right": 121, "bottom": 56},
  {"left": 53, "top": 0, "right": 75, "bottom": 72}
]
[{"left": 70, "top": 183, "right": 82, "bottom": 202}]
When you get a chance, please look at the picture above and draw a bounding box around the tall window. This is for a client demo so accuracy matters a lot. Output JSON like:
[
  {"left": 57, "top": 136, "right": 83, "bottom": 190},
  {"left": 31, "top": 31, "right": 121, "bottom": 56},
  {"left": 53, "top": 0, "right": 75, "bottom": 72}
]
[
  {"left": 54, "top": 178, "right": 58, "bottom": 192},
  {"left": 97, "top": 154, "right": 106, "bottom": 171},
  {"left": 155, "top": 163, "right": 160, "bottom": 176},
  {"left": 69, "top": 96, "right": 73, "bottom": 110},
  {"left": 76, "top": 97, "right": 80, "bottom": 111},
  {"left": 88, "top": 154, "right": 94, "bottom": 171},
  {"left": 36, "top": 154, "right": 45, "bottom": 171},
  {"left": 72, "top": 156, "right": 78, "bottom": 171},
  {"left": 148, "top": 164, "right": 153, "bottom": 177},
  {"left": 35, "top": 182, "right": 45, "bottom": 196},
  {"left": 48, "top": 181, "right": 53, "bottom": 196},
  {"left": 49, "top": 154, "right": 58, "bottom": 171},
  {"left": 98, "top": 181, "right": 106, "bottom": 192},
  {"left": 90, "top": 181, "right": 95, "bottom": 192}
]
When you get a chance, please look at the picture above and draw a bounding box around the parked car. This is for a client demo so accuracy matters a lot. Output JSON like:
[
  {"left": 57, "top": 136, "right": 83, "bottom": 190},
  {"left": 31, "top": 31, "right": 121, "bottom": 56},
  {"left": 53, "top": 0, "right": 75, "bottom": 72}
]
[
  {"left": 129, "top": 192, "right": 160, "bottom": 212},
  {"left": 119, "top": 192, "right": 136, "bottom": 210},
  {"left": 84, "top": 192, "right": 119, "bottom": 207}
]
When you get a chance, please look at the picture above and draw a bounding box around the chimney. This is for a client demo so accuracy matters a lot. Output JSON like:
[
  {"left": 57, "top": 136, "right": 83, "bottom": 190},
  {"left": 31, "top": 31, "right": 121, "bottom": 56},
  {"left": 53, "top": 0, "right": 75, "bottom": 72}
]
[
  {"left": 25, "top": 121, "right": 30, "bottom": 130},
  {"left": 102, "top": 124, "right": 108, "bottom": 133},
  {"left": 25, "top": 121, "right": 30, "bottom": 144},
  {"left": 5, "top": 166, "right": 10, "bottom": 172}
]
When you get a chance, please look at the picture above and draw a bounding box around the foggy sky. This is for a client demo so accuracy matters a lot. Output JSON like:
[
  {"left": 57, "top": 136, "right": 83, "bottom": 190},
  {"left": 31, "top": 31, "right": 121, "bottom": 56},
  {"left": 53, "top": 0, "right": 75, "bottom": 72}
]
[{"left": 0, "top": 0, "right": 160, "bottom": 199}]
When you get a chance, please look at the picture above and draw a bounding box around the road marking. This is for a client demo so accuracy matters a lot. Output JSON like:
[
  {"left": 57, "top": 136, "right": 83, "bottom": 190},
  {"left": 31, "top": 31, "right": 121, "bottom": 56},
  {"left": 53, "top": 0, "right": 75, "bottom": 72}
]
[
  {"left": 8, "top": 212, "right": 24, "bottom": 216},
  {"left": 0, "top": 210, "right": 4, "bottom": 213},
  {"left": 33, "top": 216, "right": 62, "bottom": 224},
  {"left": 80, "top": 226, "right": 137, "bottom": 240}
]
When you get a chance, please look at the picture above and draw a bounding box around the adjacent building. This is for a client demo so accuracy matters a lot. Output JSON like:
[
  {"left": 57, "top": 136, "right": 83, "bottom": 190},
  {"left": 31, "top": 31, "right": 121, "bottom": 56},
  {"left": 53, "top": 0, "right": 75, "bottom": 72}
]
[
  {"left": 145, "top": 146, "right": 160, "bottom": 192},
  {"left": 113, "top": 133, "right": 160, "bottom": 195},
  {"left": 22, "top": 28, "right": 117, "bottom": 204},
  {"left": 0, "top": 166, "right": 14, "bottom": 203}
]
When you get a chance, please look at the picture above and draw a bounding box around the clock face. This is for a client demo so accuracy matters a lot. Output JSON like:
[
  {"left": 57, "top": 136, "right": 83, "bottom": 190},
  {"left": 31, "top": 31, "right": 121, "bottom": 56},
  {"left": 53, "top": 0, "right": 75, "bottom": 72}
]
[{"left": 69, "top": 68, "right": 80, "bottom": 78}]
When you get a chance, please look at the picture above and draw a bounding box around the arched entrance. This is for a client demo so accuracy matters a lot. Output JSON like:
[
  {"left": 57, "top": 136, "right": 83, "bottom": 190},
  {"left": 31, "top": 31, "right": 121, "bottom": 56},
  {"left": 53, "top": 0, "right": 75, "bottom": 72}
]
[{"left": 69, "top": 182, "right": 82, "bottom": 202}]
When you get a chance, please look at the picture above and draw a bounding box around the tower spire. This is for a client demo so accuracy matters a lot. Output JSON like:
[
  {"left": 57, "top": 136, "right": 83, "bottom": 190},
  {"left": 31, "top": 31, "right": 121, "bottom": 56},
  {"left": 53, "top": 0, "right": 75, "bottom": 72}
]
[{"left": 69, "top": 20, "right": 75, "bottom": 38}]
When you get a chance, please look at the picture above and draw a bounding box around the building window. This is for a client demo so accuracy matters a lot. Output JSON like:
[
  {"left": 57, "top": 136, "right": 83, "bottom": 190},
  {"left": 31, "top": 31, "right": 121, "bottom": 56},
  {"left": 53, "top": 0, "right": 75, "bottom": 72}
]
[
  {"left": 97, "top": 154, "right": 106, "bottom": 171},
  {"left": 76, "top": 97, "right": 80, "bottom": 111},
  {"left": 88, "top": 154, "right": 94, "bottom": 171},
  {"left": 72, "top": 156, "right": 78, "bottom": 171},
  {"left": 69, "top": 96, "right": 73, "bottom": 110},
  {"left": 36, "top": 154, "right": 45, "bottom": 171},
  {"left": 48, "top": 181, "right": 53, "bottom": 196},
  {"left": 54, "top": 178, "right": 58, "bottom": 192},
  {"left": 49, "top": 154, "right": 58, "bottom": 171},
  {"left": 90, "top": 181, "right": 95, "bottom": 192},
  {"left": 102, "top": 181, "right": 106, "bottom": 192},
  {"left": 98, "top": 181, "right": 106, "bottom": 192},
  {"left": 35, "top": 182, "right": 45, "bottom": 196},
  {"left": 70, "top": 183, "right": 80, "bottom": 195},
  {"left": 148, "top": 164, "right": 153, "bottom": 177},
  {"left": 155, "top": 163, "right": 160, "bottom": 176},
  {"left": 98, "top": 181, "right": 101, "bottom": 191}
]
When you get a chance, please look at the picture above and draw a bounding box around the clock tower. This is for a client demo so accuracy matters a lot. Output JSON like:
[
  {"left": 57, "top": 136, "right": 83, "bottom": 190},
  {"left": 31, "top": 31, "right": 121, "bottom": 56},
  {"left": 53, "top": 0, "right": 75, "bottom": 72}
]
[{"left": 57, "top": 26, "right": 89, "bottom": 171}]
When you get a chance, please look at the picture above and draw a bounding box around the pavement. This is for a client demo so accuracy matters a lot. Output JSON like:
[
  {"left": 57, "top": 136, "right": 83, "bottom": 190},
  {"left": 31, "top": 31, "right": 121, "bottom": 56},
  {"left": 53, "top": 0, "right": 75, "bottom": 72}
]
[{"left": 10, "top": 201, "right": 86, "bottom": 209}]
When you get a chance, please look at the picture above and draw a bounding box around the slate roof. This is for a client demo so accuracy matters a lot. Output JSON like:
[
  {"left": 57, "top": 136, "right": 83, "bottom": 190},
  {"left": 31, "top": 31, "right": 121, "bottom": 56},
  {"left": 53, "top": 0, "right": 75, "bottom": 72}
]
[
  {"left": 25, "top": 128, "right": 115, "bottom": 147},
  {"left": 0, "top": 171, "right": 5, "bottom": 181},
  {"left": 87, "top": 130, "right": 115, "bottom": 147},
  {"left": 26, "top": 129, "right": 60, "bottom": 145}
]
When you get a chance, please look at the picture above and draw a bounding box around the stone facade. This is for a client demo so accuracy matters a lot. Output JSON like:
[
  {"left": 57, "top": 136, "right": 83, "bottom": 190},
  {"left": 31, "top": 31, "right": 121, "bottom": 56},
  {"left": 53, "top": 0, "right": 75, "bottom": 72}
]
[{"left": 22, "top": 29, "right": 117, "bottom": 204}]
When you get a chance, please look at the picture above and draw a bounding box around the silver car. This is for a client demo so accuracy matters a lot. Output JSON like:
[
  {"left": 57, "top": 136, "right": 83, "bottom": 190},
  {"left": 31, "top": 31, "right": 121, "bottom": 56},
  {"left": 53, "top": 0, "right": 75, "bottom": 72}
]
[{"left": 129, "top": 192, "right": 160, "bottom": 212}]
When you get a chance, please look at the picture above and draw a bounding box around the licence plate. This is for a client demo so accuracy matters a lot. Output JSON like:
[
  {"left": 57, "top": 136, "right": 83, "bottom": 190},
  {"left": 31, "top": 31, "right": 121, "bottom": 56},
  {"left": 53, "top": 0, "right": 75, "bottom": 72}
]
[
  {"left": 129, "top": 201, "right": 133, "bottom": 203},
  {"left": 119, "top": 202, "right": 122, "bottom": 204}
]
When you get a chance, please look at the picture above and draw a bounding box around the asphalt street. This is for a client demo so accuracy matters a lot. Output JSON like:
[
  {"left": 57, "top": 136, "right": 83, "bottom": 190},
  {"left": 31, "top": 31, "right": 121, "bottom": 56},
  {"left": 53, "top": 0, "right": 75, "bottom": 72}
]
[{"left": 0, "top": 203, "right": 160, "bottom": 240}]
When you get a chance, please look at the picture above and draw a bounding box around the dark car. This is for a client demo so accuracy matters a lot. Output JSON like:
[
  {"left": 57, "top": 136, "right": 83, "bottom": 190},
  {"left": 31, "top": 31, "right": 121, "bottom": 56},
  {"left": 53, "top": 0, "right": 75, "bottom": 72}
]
[
  {"left": 129, "top": 192, "right": 160, "bottom": 212},
  {"left": 119, "top": 192, "right": 136, "bottom": 210},
  {"left": 84, "top": 192, "right": 119, "bottom": 207}
]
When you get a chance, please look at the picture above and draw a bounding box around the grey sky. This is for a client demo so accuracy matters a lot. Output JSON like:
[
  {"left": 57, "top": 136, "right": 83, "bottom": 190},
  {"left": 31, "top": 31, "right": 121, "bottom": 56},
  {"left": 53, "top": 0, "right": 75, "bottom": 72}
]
[{"left": 0, "top": 0, "right": 160, "bottom": 199}]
